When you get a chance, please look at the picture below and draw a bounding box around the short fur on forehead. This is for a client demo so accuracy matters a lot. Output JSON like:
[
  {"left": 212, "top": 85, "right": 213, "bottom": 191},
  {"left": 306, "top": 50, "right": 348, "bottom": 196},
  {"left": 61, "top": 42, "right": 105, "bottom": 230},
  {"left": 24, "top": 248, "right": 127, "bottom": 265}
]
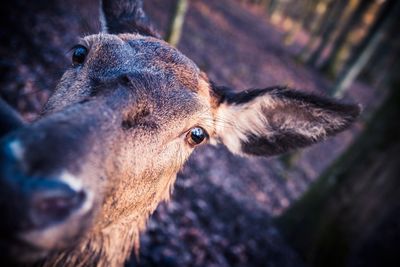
[
  {"left": 212, "top": 85, "right": 360, "bottom": 156},
  {"left": 80, "top": 33, "right": 201, "bottom": 92}
]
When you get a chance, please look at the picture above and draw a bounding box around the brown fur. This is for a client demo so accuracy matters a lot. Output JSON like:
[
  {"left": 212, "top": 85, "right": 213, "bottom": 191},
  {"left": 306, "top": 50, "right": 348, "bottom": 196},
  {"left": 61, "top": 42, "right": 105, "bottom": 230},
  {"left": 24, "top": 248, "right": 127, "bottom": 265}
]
[
  {"left": 0, "top": 1, "right": 360, "bottom": 266},
  {"left": 33, "top": 32, "right": 215, "bottom": 266}
]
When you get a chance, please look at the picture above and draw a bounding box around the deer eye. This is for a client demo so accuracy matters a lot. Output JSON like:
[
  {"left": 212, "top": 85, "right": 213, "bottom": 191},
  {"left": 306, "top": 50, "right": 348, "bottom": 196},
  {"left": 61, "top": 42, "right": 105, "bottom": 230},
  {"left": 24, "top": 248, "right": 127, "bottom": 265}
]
[
  {"left": 71, "top": 45, "right": 88, "bottom": 66},
  {"left": 186, "top": 127, "right": 208, "bottom": 146}
]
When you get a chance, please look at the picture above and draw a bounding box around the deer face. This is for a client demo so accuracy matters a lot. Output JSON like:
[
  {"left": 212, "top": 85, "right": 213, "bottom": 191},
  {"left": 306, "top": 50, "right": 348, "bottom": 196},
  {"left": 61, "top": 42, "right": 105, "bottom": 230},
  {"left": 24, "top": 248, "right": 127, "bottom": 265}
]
[
  {"left": 0, "top": 32, "right": 216, "bottom": 261},
  {"left": 0, "top": 0, "right": 360, "bottom": 264}
]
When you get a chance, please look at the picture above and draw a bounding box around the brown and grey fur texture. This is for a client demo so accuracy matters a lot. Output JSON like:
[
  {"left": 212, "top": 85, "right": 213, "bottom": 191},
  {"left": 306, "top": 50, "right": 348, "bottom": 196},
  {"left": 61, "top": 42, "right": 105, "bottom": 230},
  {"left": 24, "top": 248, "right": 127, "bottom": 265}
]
[{"left": 0, "top": 0, "right": 360, "bottom": 266}]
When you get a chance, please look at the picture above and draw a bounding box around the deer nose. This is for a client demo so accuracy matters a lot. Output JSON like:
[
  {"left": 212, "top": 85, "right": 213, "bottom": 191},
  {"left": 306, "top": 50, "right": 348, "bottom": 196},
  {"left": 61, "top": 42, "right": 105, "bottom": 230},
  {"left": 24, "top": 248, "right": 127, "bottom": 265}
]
[
  {"left": 29, "top": 180, "right": 86, "bottom": 228},
  {"left": 0, "top": 138, "right": 87, "bottom": 230}
]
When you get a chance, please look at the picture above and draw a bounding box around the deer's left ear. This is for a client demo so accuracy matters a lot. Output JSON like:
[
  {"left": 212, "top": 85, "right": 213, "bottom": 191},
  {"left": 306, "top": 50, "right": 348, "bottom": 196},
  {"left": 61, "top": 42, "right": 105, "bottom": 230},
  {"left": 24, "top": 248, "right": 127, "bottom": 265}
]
[
  {"left": 211, "top": 86, "right": 361, "bottom": 156},
  {"left": 100, "top": 0, "right": 159, "bottom": 37}
]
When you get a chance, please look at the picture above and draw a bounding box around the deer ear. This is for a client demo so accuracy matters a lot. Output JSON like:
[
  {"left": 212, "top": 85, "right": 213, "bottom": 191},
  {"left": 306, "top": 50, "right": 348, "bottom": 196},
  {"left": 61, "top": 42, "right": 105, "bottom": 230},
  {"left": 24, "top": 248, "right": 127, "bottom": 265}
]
[
  {"left": 0, "top": 99, "right": 25, "bottom": 138},
  {"left": 100, "top": 0, "right": 159, "bottom": 37},
  {"left": 212, "top": 86, "right": 361, "bottom": 156}
]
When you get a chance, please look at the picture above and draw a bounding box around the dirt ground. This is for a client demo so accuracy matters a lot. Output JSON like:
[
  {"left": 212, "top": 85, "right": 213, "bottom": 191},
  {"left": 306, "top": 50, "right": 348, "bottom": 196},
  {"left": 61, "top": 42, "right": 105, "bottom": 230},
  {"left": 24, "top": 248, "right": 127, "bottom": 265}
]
[{"left": 0, "top": 0, "right": 378, "bottom": 266}]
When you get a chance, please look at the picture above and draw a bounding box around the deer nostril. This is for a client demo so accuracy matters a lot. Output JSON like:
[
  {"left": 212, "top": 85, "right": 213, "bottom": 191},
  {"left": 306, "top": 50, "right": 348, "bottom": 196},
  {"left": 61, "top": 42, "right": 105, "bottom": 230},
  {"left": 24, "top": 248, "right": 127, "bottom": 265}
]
[
  {"left": 34, "top": 191, "right": 85, "bottom": 216},
  {"left": 30, "top": 182, "right": 86, "bottom": 227}
]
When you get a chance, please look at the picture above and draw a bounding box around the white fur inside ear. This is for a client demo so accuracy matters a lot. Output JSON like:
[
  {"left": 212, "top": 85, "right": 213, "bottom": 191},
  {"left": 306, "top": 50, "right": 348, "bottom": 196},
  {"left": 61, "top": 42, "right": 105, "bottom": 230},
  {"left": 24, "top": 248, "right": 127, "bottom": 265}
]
[
  {"left": 213, "top": 88, "right": 358, "bottom": 156},
  {"left": 215, "top": 96, "right": 277, "bottom": 155}
]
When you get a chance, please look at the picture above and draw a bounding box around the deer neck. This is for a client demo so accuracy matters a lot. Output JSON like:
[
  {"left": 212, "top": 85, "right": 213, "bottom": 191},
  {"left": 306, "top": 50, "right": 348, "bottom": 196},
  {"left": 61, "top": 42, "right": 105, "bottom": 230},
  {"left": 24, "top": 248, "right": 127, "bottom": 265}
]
[
  {"left": 42, "top": 215, "right": 145, "bottom": 267},
  {"left": 42, "top": 171, "right": 177, "bottom": 267}
]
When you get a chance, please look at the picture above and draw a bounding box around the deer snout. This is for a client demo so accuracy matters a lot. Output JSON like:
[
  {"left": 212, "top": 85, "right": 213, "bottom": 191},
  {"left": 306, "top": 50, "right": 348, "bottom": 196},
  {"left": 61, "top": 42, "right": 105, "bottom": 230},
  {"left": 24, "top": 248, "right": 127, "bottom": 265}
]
[
  {"left": 0, "top": 137, "right": 93, "bottom": 261},
  {"left": 0, "top": 138, "right": 90, "bottom": 221}
]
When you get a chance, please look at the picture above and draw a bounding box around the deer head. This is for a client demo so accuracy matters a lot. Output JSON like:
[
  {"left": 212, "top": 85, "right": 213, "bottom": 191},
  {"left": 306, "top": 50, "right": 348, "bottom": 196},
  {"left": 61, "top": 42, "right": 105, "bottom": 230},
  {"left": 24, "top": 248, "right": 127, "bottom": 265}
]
[{"left": 0, "top": 0, "right": 360, "bottom": 266}]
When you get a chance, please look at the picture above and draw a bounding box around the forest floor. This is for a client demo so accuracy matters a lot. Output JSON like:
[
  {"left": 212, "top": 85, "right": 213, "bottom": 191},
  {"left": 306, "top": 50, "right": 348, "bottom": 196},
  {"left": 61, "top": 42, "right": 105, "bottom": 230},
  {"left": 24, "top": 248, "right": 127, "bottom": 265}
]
[{"left": 0, "top": 0, "right": 380, "bottom": 266}]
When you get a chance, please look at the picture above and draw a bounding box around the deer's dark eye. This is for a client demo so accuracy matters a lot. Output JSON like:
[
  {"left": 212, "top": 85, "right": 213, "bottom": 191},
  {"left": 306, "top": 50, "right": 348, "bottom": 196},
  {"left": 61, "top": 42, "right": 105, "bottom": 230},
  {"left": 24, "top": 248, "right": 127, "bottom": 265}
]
[
  {"left": 186, "top": 127, "right": 208, "bottom": 146},
  {"left": 72, "top": 45, "right": 88, "bottom": 66}
]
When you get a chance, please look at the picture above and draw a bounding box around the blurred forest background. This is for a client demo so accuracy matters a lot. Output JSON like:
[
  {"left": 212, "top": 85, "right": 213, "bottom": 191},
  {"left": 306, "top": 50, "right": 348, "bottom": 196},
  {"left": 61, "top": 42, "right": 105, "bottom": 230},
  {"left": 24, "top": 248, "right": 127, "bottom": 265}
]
[{"left": 0, "top": 0, "right": 399, "bottom": 266}]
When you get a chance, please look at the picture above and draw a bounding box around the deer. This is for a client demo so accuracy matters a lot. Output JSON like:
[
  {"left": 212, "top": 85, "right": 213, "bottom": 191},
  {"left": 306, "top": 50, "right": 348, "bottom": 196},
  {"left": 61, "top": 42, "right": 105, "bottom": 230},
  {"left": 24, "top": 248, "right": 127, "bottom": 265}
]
[{"left": 0, "top": 0, "right": 360, "bottom": 266}]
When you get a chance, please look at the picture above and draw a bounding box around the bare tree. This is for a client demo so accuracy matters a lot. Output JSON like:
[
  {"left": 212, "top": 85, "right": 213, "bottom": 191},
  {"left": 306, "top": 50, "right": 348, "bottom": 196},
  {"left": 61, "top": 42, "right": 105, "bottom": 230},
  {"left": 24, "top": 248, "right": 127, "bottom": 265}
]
[
  {"left": 166, "top": 0, "right": 189, "bottom": 47},
  {"left": 354, "top": 6, "right": 400, "bottom": 94},
  {"left": 307, "top": 0, "right": 348, "bottom": 66},
  {"left": 332, "top": 0, "right": 400, "bottom": 97},
  {"left": 277, "top": 67, "right": 400, "bottom": 266},
  {"left": 267, "top": 0, "right": 280, "bottom": 17},
  {"left": 283, "top": 0, "right": 314, "bottom": 45},
  {"left": 320, "top": 0, "right": 375, "bottom": 75},
  {"left": 299, "top": 0, "right": 334, "bottom": 62}
]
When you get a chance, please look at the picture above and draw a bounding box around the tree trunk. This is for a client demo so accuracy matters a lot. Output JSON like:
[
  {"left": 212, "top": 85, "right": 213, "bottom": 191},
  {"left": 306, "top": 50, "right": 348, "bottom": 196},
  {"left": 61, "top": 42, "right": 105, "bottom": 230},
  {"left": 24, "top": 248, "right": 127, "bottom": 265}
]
[
  {"left": 320, "top": 0, "right": 375, "bottom": 75},
  {"left": 299, "top": 0, "right": 334, "bottom": 62},
  {"left": 360, "top": 13, "right": 400, "bottom": 88},
  {"left": 371, "top": 38, "right": 400, "bottom": 89},
  {"left": 283, "top": 0, "right": 313, "bottom": 46},
  {"left": 259, "top": 0, "right": 270, "bottom": 8},
  {"left": 267, "top": 0, "right": 279, "bottom": 17},
  {"left": 302, "top": 0, "right": 321, "bottom": 31},
  {"left": 331, "top": 0, "right": 400, "bottom": 98},
  {"left": 270, "top": 0, "right": 290, "bottom": 25},
  {"left": 277, "top": 73, "right": 400, "bottom": 267},
  {"left": 166, "top": 0, "right": 189, "bottom": 47},
  {"left": 307, "top": 0, "right": 348, "bottom": 66}
]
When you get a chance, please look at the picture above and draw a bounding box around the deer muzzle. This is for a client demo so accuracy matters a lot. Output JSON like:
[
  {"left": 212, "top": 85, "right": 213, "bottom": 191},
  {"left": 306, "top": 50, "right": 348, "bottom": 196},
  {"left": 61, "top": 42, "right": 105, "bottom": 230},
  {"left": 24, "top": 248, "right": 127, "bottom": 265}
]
[{"left": 0, "top": 101, "right": 112, "bottom": 262}]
